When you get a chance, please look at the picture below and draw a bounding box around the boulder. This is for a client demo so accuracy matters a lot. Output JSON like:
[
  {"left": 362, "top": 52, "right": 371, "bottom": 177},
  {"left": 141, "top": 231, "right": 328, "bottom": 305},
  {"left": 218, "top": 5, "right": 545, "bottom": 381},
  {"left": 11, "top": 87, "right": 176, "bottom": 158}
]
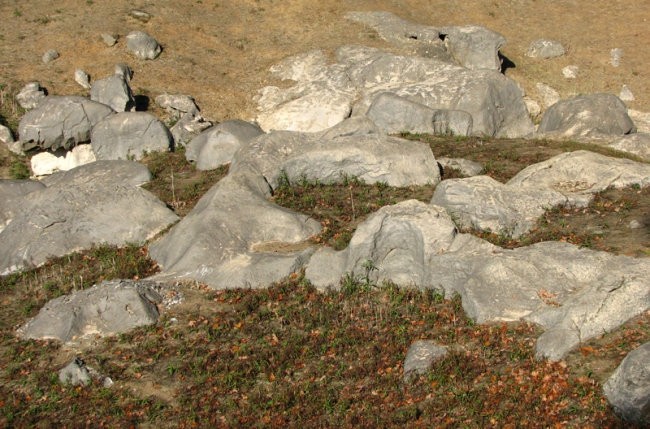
[
  {"left": 18, "top": 96, "right": 114, "bottom": 151},
  {"left": 403, "top": 340, "right": 448, "bottom": 382},
  {"left": 185, "top": 120, "right": 264, "bottom": 170},
  {"left": 439, "top": 25, "right": 506, "bottom": 71},
  {"left": 18, "top": 280, "right": 162, "bottom": 343},
  {"left": 59, "top": 358, "right": 92, "bottom": 386},
  {"left": 15, "top": 82, "right": 46, "bottom": 110},
  {"left": 0, "top": 161, "right": 177, "bottom": 274},
  {"left": 74, "top": 69, "right": 91, "bottom": 90},
  {"left": 526, "top": 39, "right": 566, "bottom": 59},
  {"left": 436, "top": 157, "right": 483, "bottom": 177},
  {"left": 114, "top": 63, "right": 134, "bottom": 82},
  {"left": 155, "top": 94, "right": 200, "bottom": 118},
  {"left": 91, "top": 112, "right": 172, "bottom": 160},
  {"left": 90, "top": 74, "right": 135, "bottom": 112},
  {"left": 125, "top": 31, "right": 162, "bottom": 60},
  {"left": 169, "top": 113, "right": 213, "bottom": 148},
  {"left": 40, "top": 159, "right": 152, "bottom": 188},
  {"left": 538, "top": 93, "right": 636, "bottom": 138},
  {"left": 606, "top": 133, "right": 650, "bottom": 160},
  {"left": 30, "top": 144, "right": 97, "bottom": 176},
  {"left": 603, "top": 342, "right": 650, "bottom": 426}
]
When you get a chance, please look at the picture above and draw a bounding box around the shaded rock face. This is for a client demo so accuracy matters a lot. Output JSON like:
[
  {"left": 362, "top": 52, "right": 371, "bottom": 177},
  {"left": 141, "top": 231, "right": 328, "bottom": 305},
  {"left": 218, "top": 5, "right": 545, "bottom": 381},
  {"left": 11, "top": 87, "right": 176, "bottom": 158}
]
[
  {"left": 91, "top": 112, "right": 173, "bottom": 160},
  {"left": 18, "top": 96, "right": 114, "bottom": 151},
  {"left": 0, "top": 161, "right": 178, "bottom": 275},
  {"left": 538, "top": 93, "right": 636, "bottom": 138},
  {"left": 17, "top": 280, "right": 162, "bottom": 343},
  {"left": 603, "top": 342, "right": 650, "bottom": 425}
]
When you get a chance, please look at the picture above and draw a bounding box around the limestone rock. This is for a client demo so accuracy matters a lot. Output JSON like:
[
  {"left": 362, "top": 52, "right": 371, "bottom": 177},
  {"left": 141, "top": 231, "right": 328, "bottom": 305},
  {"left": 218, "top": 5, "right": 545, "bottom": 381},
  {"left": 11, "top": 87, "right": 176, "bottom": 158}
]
[
  {"left": 15, "top": 82, "right": 46, "bottom": 110},
  {"left": 114, "top": 63, "right": 134, "bottom": 82},
  {"left": 42, "top": 49, "right": 59, "bottom": 64},
  {"left": 18, "top": 96, "right": 114, "bottom": 151},
  {"left": 101, "top": 33, "right": 118, "bottom": 47},
  {"left": 30, "top": 144, "right": 97, "bottom": 176},
  {"left": 0, "top": 124, "right": 14, "bottom": 144},
  {"left": 155, "top": 94, "right": 200, "bottom": 118},
  {"left": 603, "top": 342, "right": 650, "bottom": 425},
  {"left": 610, "top": 48, "right": 623, "bottom": 67},
  {"left": 439, "top": 25, "right": 506, "bottom": 71},
  {"left": 0, "top": 161, "right": 177, "bottom": 274},
  {"left": 129, "top": 9, "right": 152, "bottom": 23},
  {"left": 345, "top": 11, "right": 440, "bottom": 48},
  {"left": 18, "top": 280, "right": 162, "bottom": 343},
  {"left": 126, "top": 31, "right": 161, "bottom": 60},
  {"left": 90, "top": 74, "right": 135, "bottom": 112},
  {"left": 606, "top": 133, "right": 650, "bottom": 160},
  {"left": 403, "top": 340, "right": 448, "bottom": 382},
  {"left": 538, "top": 93, "right": 635, "bottom": 138},
  {"left": 436, "top": 157, "right": 484, "bottom": 177},
  {"left": 0, "top": 179, "right": 45, "bottom": 232},
  {"left": 74, "top": 69, "right": 91, "bottom": 90},
  {"left": 170, "top": 113, "right": 213, "bottom": 148},
  {"left": 91, "top": 112, "right": 172, "bottom": 160},
  {"left": 40, "top": 159, "right": 152, "bottom": 188},
  {"left": 526, "top": 39, "right": 565, "bottom": 58},
  {"left": 562, "top": 65, "right": 579, "bottom": 79},
  {"left": 185, "top": 120, "right": 264, "bottom": 170},
  {"left": 536, "top": 82, "right": 560, "bottom": 109},
  {"left": 59, "top": 358, "right": 91, "bottom": 386},
  {"left": 619, "top": 85, "right": 635, "bottom": 102},
  {"left": 628, "top": 109, "right": 650, "bottom": 133}
]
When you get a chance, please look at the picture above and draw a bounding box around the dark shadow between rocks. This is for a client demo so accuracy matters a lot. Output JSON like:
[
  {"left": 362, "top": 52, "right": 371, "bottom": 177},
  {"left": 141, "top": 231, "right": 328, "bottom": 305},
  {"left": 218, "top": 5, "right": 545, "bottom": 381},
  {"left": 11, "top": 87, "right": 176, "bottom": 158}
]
[
  {"left": 134, "top": 95, "right": 150, "bottom": 111},
  {"left": 500, "top": 52, "right": 516, "bottom": 73}
]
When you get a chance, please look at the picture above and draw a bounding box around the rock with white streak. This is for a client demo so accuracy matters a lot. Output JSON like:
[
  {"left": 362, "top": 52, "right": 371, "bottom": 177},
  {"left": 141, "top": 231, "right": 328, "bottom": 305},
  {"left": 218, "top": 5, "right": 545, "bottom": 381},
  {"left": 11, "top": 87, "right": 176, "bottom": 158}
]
[{"left": 30, "top": 144, "right": 97, "bottom": 176}]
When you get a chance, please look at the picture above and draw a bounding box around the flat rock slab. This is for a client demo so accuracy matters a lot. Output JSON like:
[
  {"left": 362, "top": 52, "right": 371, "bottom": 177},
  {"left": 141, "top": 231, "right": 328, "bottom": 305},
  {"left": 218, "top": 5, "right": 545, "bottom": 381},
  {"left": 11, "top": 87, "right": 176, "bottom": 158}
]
[
  {"left": 91, "top": 112, "right": 172, "bottom": 160},
  {"left": 18, "top": 96, "right": 114, "bottom": 151},
  {"left": 0, "top": 161, "right": 178, "bottom": 274},
  {"left": 17, "top": 280, "right": 162, "bottom": 343}
]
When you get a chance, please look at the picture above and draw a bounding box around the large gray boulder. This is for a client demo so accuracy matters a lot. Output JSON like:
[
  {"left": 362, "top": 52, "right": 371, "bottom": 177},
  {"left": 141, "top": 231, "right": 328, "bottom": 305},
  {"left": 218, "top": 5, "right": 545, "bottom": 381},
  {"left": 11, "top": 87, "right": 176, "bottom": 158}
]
[
  {"left": 91, "top": 112, "right": 173, "bottom": 160},
  {"left": 125, "top": 31, "right": 161, "bottom": 60},
  {"left": 0, "top": 161, "right": 178, "bottom": 274},
  {"left": 185, "top": 120, "right": 264, "bottom": 170},
  {"left": 538, "top": 94, "right": 636, "bottom": 138},
  {"left": 17, "top": 280, "right": 162, "bottom": 343},
  {"left": 603, "top": 342, "right": 650, "bottom": 426},
  {"left": 439, "top": 25, "right": 506, "bottom": 71},
  {"left": 149, "top": 167, "right": 321, "bottom": 289},
  {"left": 18, "top": 96, "right": 114, "bottom": 151},
  {"left": 90, "top": 74, "right": 135, "bottom": 112}
]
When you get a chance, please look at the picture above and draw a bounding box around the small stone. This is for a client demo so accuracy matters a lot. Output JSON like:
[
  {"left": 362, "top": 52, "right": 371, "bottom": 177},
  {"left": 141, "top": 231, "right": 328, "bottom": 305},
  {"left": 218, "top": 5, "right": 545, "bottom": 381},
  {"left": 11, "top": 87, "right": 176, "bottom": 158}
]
[
  {"left": 526, "top": 39, "right": 566, "bottom": 59},
  {"left": 102, "top": 377, "right": 114, "bottom": 388},
  {"left": 114, "top": 63, "right": 134, "bottom": 82},
  {"left": 562, "top": 65, "right": 579, "bottom": 79},
  {"left": 619, "top": 85, "right": 635, "bottom": 102},
  {"left": 74, "top": 69, "right": 91, "bottom": 89},
  {"left": 101, "top": 33, "right": 118, "bottom": 47},
  {"left": 536, "top": 82, "right": 560, "bottom": 109},
  {"left": 403, "top": 340, "right": 448, "bottom": 382},
  {"left": 611, "top": 48, "right": 623, "bottom": 67},
  {"left": 628, "top": 220, "right": 642, "bottom": 229},
  {"left": 0, "top": 124, "right": 14, "bottom": 144},
  {"left": 15, "top": 82, "right": 46, "bottom": 110},
  {"left": 129, "top": 9, "right": 152, "bottom": 23},
  {"left": 59, "top": 358, "right": 91, "bottom": 386},
  {"left": 42, "top": 49, "right": 60, "bottom": 64}
]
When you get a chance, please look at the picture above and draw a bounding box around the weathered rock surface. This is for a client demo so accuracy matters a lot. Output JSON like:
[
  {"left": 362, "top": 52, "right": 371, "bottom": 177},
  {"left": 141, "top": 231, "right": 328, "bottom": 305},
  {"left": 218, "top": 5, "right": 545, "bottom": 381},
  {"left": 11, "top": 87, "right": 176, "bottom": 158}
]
[
  {"left": 30, "top": 144, "right": 97, "bottom": 176},
  {"left": 403, "top": 340, "right": 448, "bottom": 382},
  {"left": 536, "top": 82, "right": 560, "bottom": 109},
  {"left": 91, "top": 112, "right": 172, "bottom": 160},
  {"left": 18, "top": 96, "right": 114, "bottom": 151},
  {"left": 0, "top": 161, "right": 177, "bottom": 274},
  {"left": 345, "top": 11, "right": 441, "bottom": 49},
  {"left": 39, "top": 159, "right": 152, "bottom": 188},
  {"left": 125, "top": 31, "right": 161, "bottom": 60},
  {"left": 170, "top": 114, "right": 213, "bottom": 148},
  {"left": 42, "top": 49, "right": 59, "bottom": 64},
  {"left": 526, "top": 39, "right": 566, "bottom": 58},
  {"left": 90, "top": 74, "right": 135, "bottom": 112},
  {"left": 0, "top": 125, "right": 13, "bottom": 144},
  {"left": 74, "top": 69, "right": 91, "bottom": 90},
  {"left": 439, "top": 25, "right": 506, "bottom": 71},
  {"left": 101, "top": 33, "right": 118, "bottom": 47},
  {"left": 606, "top": 133, "right": 650, "bottom": 160},
  {"left": 155, "top": 94, "right": 200, "bottom": 118},
  {"left": 18, "top": 280, "right": 162, "bottom": 343},
  {"left": 603, "top": 342, "right": 650, "bottom": 426},
  {"left": 0, "top": 179, "right": 46, "bottom": 232},
  {"left": 538, "top": 93, "right": 636, "bottom": 138},
  {"left": 15, "top": 82, "right": 46, "bottom": 110},
  {"left": 59, "top": 358, "right": 92, "bottom": 386},
  {"left": 436, "top": 157, "right": 484, "bottom": 177},
  {"left": 185, "top": 120, "right": 264, "bottom": 170}
]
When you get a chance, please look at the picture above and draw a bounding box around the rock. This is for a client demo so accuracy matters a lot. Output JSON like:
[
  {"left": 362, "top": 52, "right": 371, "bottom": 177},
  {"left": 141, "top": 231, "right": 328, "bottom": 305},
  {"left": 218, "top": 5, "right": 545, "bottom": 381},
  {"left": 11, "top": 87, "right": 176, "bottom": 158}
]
[
  {"left": 90, "top": 74, "right": 135, "bottom": 112},
  {"left": 436, "top": 157, "right": 484, "bottom": 177},
  {"left": 42, "top": 49, "right": 60, "bottom": 64},
  {"left": 628, "top": 219, "right": 643, "bottom": 229},
  {"left": 306, "top": 200, "right": 457, "bottom": 289},
  {"left": 40, "top": 159, "right": 152, "bottom": 188},
  {"left": 536, "top": 82, "right": 560, "bottom": 109},
  {"left": 101, "top": 33, "right": 118, "bottom": 47},
  {"left": 149, "top": 168, "right": 321, "bottom": 289},
  {"left": 74, "top": 69, "right": 91, "bottom": 90},
  {"left": 231, "top": 121, "right": 441, "bottom": 189},
  {"left": 610, "top": 48, "right": 623, "bottom": 67},
  {"left": 185, "top": 119, "right": 264, "bottom": 170},
  {"left": 523, "top": 96, "right": 541, "bottom": 118},
  {"left": 0, "top": 124, "right": 14, "bottom": 144},
  {"left": 30, "top": 144, "right": 97, "bottom": 176},
  {"left": 126, "top": 31, "right": 162, "bottom": 60},
  {"left": 431, "top": 175, "right": 567, "bottom": 238},
  {"left": 15, "top": 82, "right": 46, "bottom": 110},
  {"left": 91, "top": 112, "right": 172, "bottom": 160},
  {"left": 439, "top": 25, "right": 506, "bottom": 71},
  {"left": 0, "top": 161, "right": 177, "bottom": 274},
  {"left": 59, "top": 358, "right": 91, "bottom": 386},
  {"left": 562, "top": 65, "right": 579, "bottom": 79},
  {"left": 114, "top": 63, "right": 134, "bottom": 82},
  {"left": 129, "top": 9, "right": 152, "bottom": 23},
  {"left": 606, "top": 133, "right": 650, "bottom": 161},
  {"left": 170, "top": 114, "right": 213, "bottom": 148},
  {"left": 525, "top": 39, "right": 566, "bottom": 58},
  {"left": 345, "top": 11, "right": 441, "bottom": 48},
  {"left": 18, "top": 96, "right": 114, "bottom": 151},
  {"left": 403, "top": 340, "right": 448, "bottom": 382},
  {"left": 18, "top": 280, "right": 162, "bottom": 343},
  {"left": 619, "top": 84, "right": 635, "bottom": 102},
  {"left": 431, "top": 109, "right": 473, "bottom": 136},
  {"left": 628, "top": 109, "right": 650, "bottom": 133},
  {"left": 0, "top": 180, "right": 46, "bottom": 233},
  {"left": 603, "top": 342, "right": 650, "bottom": 425},
  {"left": 155, "top": 94, "right": 200, "bottom": 118},
  {"left": 538, "top": 93, "right": 635, "bottom": 138}
]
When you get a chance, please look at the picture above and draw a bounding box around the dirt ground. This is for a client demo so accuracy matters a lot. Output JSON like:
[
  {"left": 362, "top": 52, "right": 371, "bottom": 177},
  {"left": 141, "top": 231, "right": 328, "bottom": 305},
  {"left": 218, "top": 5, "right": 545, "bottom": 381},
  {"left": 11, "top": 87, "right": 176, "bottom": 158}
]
[{"left": 1, "top": 0, "right": 649, "bottom": 125}]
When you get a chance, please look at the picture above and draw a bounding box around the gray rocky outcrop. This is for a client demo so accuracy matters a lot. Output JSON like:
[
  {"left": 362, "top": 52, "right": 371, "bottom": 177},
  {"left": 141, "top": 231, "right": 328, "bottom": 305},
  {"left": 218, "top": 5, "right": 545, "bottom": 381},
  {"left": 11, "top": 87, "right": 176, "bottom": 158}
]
[
  {"left": 90, "top": 73, "right": 135, "bottom": 112},
  {"left": 30, "top": 144, "right": 96, "bottom": 176},
  {"left": 18, "top": 96, "right": 114, "bottom": 151},
  {"left": 538, "top": 93, "right": 636, "bottom": 138},
  {"left": 125, "top": 31, "right": 161, "bottom": 60},
  {"left": 18, "top": 280, "right": 162, "bottom": 343},
  {"left": 438, "top": 25, "right": 506, "bottom": 71},
  {"left": 526, "top": 39, "right": 566, "bottom": 58},
  {"left": 0, "top": 161, "right": 178, "bottom": 274},
  {"left": 15, "top": 82, "right": 46, "bottom": 110},
  {"left": 91, "top": 112, "right": 172, "bottom": 160},
  {"left": 603, "top": 342, "right": 650, "bottom": 425},
  {"left": 185, "top": 120, "right": 264, "bottom": 170},
  {"left": 403, "top": 340, "right": 448, "bottom": 382}
]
